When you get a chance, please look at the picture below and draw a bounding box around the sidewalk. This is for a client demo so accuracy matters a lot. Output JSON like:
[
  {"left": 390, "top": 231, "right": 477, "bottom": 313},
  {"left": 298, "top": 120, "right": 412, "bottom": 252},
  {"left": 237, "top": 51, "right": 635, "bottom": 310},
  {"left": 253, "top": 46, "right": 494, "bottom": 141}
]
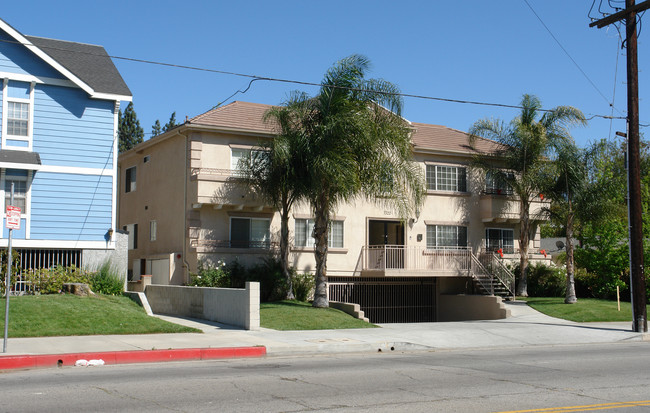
[{"left": 0, "top": 301, "right": 646, "bottom": 370}]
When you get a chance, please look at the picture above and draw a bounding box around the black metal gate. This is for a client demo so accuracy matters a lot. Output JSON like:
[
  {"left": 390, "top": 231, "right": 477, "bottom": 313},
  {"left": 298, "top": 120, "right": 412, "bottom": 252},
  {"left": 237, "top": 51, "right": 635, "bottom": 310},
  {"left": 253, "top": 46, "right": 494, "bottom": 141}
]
[{"left": 328, "top": 277, "right": 436, "bottom": 323}]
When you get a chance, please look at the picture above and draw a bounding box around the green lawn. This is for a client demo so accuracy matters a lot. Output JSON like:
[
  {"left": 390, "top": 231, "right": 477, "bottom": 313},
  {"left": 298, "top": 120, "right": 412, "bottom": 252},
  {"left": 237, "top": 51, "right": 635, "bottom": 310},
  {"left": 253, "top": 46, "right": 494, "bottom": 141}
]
[
  {"left": 522, "top": 297, "right": 643, "bottom": 322},
  {"left": 260, "top": 300, "right": 377, "bottom": 330},
  {"left": 0, "top": 294, "right": 200, "bottom": 337}
]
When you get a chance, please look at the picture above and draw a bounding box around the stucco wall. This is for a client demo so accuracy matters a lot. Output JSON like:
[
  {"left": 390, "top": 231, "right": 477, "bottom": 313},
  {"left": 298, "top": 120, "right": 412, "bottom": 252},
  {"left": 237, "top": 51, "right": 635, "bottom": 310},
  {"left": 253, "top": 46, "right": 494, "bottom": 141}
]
[
  {"left": 82, "top": 231, "right": 128, "bottom": 283},
  {"left": 144, "top": 282, "right": 260, "bottom": 330},
  {"left": 437, "top": 294, "right": 509, "bottom": 321}
]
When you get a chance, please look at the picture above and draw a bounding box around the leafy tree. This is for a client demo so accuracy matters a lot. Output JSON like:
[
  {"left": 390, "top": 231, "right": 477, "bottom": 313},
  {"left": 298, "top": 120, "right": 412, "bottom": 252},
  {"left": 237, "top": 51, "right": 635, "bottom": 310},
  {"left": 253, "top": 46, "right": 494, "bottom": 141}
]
[
  {"left": 151, "top": 119, "right": 162, "bottom": 137},
  {"left": 469, "top": 94, "right": 586, "bottom": 296},
  {"left": 273, "top": 55, "right": 425, "bottom": 308},
  {"left": 118, "top": 102, "right": 144, "bottom": 153},
  {"left": 162, "top": 112, "right": 178, "bottom": 133}
]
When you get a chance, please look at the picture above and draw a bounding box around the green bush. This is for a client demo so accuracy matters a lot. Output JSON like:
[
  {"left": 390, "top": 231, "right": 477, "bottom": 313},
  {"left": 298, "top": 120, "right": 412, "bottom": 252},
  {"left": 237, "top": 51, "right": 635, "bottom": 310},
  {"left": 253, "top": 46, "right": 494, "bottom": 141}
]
[
  {"left": 247, "top": 258, "right": 288, "bottom": 302},
  {"left": 0, "top": 249, "right": 20, "bottom": 295},
  {"left": 90, "top": 262, "right": 125, "bottom": 295},
  {"left": 514, "top": 263, "right": 566, "bottom": 297},
  {"left": 292, "top": 272, "right": 314, "bottom": 302},
  {"left": 24, "top": 265, "right": 91, "bottom": 294},
  {"left": 189, "top": 260, "right": 230, "bottom": 287}
]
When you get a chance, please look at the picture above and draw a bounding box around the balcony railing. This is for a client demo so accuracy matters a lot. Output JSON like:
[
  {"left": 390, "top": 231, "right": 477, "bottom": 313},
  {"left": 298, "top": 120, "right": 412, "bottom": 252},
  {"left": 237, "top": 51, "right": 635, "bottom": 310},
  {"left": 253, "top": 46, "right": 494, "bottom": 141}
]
[
  {"left": 361, "top": 245, "right": 471, "bottom": 273},
  {"left": 190, "top": 239, "right": 273, "bottom": 250},
  {"left": 191, "top": 168, "right": 247, "bottom": 179}
]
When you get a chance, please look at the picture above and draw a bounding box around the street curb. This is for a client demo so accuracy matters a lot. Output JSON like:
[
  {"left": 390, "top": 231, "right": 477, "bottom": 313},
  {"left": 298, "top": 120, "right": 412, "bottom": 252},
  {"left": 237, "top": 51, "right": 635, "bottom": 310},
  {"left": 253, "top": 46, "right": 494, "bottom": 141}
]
[{"left": 0, "top": 346, "right": 267, "bottom": 370}]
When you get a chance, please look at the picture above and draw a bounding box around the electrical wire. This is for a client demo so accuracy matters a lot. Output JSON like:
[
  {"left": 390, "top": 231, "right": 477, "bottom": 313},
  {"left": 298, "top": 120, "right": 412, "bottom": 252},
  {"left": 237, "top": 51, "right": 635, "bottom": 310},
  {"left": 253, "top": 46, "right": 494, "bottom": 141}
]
[
  {"left": 524, "top": 0, "right": 622, "bottom": 115},
  {"left": 0, "top": 37, "right": 630, "bottom": 122}
]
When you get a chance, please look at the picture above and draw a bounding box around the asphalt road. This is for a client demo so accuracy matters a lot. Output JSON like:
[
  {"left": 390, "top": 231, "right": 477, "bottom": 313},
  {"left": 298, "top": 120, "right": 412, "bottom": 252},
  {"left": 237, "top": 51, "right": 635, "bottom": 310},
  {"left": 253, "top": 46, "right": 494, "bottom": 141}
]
[{"left": 1, "top": 342, "right": 649, "bottom": 412}]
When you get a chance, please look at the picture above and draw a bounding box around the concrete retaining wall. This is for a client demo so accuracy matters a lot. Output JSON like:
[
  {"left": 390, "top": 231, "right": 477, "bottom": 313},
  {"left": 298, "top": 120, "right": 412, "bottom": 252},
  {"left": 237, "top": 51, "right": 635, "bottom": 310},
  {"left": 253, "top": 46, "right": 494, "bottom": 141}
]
[
  {"left": 144, "top": 282, "right": 260, "bottom": 330},
  {"left": 438, "top": 294, "right": 510, "bottom": 322}
]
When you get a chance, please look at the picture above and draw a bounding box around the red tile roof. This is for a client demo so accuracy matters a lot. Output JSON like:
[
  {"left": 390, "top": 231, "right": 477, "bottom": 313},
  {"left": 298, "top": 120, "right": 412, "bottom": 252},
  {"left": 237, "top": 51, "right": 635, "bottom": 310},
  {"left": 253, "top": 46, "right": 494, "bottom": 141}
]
[{"left": 189, "top": 101, "right": 500, "bottom": 154}]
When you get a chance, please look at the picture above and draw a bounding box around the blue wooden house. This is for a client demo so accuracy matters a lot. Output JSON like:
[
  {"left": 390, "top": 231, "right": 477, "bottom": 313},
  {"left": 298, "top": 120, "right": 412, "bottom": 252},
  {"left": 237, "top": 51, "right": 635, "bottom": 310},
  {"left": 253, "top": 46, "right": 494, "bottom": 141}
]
[{"left": 0, "top": 19, "right": 131, "bottom": 272}]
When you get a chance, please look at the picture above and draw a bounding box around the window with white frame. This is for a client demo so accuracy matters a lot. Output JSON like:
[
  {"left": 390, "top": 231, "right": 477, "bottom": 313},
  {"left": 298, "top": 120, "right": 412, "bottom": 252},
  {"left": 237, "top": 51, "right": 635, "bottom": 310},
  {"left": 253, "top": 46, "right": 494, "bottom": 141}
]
[
  {"left": 426, "top": 165, "right": 467, "bottom": 192},
  {"left": 230, "top": 217, "right": 270, "bottom": 248},
  {"left": 125, "top": 166, "right": 136, "bottom": 193},
  {"left": 230, "top": 147, "right": 266, "bottom": 177},
  {"left": 295, "top": 219, "right": 344, "bottom": 248},
  {"left": 150, "top": 220, "right": 157, "bottom": 242},
  {"left": 485, "top": 171, "right": 514, "bottom": 195},
  {"left": 7, "top": 102, "right": 29, "bottom": 137},
  {"left": 485, "top": 228, "right": 514, "bottom": 253},
  {"left": 426, "top": 225, "right": 467, "bottom": 249},
  {"left": 3, "top": 80, "right": 34, "bottom": 150}
]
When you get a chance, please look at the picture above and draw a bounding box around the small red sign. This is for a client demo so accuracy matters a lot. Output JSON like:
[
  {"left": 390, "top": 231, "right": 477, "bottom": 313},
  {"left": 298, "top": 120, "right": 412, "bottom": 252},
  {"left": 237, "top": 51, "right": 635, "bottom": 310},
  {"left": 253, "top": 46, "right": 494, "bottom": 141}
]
[{"left": 6, "top": 205, "right": 21, "bottom": 230}]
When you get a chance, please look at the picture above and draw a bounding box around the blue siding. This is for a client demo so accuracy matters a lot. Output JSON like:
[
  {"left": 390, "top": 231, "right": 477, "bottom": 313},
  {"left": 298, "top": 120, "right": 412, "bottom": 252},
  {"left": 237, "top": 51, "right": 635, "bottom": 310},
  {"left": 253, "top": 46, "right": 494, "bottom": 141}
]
[
  {"left": 0, "top": 31, "right": 64, "bottom": 79},
  {"left": 2, "top": 218, "right": 26, "bottom": 239},
  {"left": 30, "top": 172, "right": 113, "bottom": 241},
  {"left": 6, "top": 139, "right": 28, "bottom": 148},
  {"left": 7, "top": 80, "right": 29, "bottom": 99},
  {"left": 33, "top": 84, "right": 115, "bottom": 168}
]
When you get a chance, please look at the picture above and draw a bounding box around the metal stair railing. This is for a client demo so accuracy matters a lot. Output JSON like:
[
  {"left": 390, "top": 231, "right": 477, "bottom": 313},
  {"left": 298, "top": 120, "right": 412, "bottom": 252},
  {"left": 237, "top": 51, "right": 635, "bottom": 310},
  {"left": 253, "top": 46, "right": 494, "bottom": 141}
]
[
  {"left": 470, "top": 253, "right": 495, "bottom": 295},
  {"left": 478, "top": 252, "right": 516, "bottom": 299}
]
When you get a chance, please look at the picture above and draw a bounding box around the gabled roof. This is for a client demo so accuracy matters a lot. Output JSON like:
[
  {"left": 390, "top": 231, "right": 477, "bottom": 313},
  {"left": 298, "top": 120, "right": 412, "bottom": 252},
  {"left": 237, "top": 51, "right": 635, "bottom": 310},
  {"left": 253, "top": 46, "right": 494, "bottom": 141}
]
[
  {"left": 26, "top": 36, "right": 132, "bottom": 98},
  {"left": 188, "top": 101, "right": 501, "bottom": 155},
  {"left": 0, "top": 19, "right": 131, "bottom": 101}
]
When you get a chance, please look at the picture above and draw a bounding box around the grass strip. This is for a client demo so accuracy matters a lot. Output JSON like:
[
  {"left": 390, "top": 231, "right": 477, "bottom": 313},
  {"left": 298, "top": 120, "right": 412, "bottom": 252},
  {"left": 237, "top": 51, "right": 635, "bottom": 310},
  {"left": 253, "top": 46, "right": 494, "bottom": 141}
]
[
  {"left": 0, "top": 294, "right": 200, "bottom": 337},
  {"left": 522, "top": 297, "right": 646, "bottom": 322},
  {"left": 261, "top": 300, "right": 377, "bottom": 330}
]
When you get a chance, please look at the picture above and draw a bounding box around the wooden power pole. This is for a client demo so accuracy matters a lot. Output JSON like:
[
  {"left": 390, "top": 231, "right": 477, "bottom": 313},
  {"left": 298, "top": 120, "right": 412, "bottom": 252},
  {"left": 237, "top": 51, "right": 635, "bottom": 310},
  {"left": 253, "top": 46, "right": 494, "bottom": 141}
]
[{"left": 591, "top": 0, "right": 650, "bottom": 333}]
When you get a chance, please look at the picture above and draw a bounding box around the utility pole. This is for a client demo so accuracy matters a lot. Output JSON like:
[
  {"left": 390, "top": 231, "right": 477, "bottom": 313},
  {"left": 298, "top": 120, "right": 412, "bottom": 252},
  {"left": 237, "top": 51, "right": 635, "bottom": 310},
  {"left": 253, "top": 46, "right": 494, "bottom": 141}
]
[{"left": 591, "top": 0, "right": 650, "bottom": 333}]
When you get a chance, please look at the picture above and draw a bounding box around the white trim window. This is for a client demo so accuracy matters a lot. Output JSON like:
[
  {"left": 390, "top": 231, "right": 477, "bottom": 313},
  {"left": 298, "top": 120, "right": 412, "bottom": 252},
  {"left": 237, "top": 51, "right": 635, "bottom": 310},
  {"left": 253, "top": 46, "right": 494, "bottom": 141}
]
[
  {"left": 426, "top": 165, "right": 467, "bottom": 192},
  {"left": 1, "top": 169, "right": 32, "bottom": 239},
  {"left": 426, "top": 225, "right": 467, "bottom": 249},
  {"left": 295, "top": 219, "right": 344, "bottom": 248},
  {"left": 150, "top": 220, "right": 157, "bottom": 242},
  {"left": 486, "top": 228, "right": 514, "bottom": 253},
  {"left": 2, "top": 79, "right": 34, "bottom": 151},
  {"left": 230, "top": 217, "right": 270, "bottom": 248},
  {"left": 230, "top": 147, "right": 266, "bottom": 177},
  {"left": 485, "top": 171, "right": 514, "bottom": 195}
]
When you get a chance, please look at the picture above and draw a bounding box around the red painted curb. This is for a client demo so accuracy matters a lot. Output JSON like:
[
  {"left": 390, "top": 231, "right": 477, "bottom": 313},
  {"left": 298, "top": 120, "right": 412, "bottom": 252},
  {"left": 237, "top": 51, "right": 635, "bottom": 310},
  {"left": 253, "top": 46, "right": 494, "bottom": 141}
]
[{"left": 0, "top": 346, "right": 266, "bottom": 370}]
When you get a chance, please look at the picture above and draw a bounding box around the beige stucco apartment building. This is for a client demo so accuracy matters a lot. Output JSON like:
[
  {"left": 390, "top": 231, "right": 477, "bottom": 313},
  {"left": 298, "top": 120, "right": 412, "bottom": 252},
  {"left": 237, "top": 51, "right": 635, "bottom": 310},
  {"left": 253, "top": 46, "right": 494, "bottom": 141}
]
[{"left": 118, "top": 101, "right": 549, "bottom": 322}]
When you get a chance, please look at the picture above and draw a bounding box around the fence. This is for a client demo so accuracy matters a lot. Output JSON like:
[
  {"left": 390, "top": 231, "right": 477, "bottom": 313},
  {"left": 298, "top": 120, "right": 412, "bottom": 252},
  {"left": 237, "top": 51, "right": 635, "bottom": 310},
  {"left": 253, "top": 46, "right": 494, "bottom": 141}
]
[{"left": 362, "top": 245, "right": 471, "bottom": 274}]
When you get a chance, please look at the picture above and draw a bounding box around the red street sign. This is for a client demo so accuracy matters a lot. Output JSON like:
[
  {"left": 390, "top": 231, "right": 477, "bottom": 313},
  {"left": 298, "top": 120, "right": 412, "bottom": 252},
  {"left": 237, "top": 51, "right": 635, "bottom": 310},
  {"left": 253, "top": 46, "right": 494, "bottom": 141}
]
[{"left": 5, "top": 206, "right": 21, "bottom": 230}]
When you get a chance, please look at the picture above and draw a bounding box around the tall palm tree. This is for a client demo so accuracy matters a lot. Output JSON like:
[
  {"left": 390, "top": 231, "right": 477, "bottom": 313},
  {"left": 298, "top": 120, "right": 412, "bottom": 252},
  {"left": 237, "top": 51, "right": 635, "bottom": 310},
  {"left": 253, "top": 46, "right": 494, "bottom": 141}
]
[
  {"left": 242, "top": 93, "right": 312, "bottom": 299},
  {"left": 469, "top": 94, "right": 586, "bottom": 296},
  {"left": 290, "top": 55, "right": 425, "bottom": 308},
  {"left": 541, "top": 141, "right": 585, "bottom": 303}
]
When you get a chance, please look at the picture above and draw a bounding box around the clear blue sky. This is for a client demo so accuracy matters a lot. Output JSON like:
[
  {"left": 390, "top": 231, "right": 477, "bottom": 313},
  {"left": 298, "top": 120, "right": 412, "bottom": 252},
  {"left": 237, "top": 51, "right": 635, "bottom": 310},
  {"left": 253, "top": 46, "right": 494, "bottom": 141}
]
[{"left": 3, "top": 1, "right": 646, "bottom": 148}]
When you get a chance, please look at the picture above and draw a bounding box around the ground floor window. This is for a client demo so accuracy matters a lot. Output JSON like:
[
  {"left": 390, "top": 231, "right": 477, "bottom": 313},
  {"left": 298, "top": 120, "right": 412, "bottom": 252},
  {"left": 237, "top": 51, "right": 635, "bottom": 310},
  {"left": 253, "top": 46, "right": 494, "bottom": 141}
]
[
  {"left": 426, "top": 225, "right": 467, "bottom": 248},
  {"left": 295, "top": 219, "right": 344, "bottom": 248},
  {"left": 485, "top": 228, "right": 514, "bottom": 253},
  {"left": 230, "top": 217, "right": 270, "bottom": 248}
]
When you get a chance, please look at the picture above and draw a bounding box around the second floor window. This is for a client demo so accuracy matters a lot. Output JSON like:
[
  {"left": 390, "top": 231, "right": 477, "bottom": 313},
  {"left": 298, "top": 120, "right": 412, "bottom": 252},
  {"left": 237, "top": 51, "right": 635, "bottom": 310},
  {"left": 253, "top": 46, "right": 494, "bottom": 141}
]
[
  {"left": 7, "top": 102, "right": 29, "bottom": 136},
  {"left": 426, "top": 165, "right": 467, "bottom": 192},
  {"left": 125, "top": 166, "right": 136, "bottom": 193},
  {"left": 231, "top": 148, "right": 266, "bottom": 177},
  {"left": 5, "top": 175, "right": 27, "bottom": 213},
  {"left": 295, "top": 219, "right": 344, "bottom": 248}
]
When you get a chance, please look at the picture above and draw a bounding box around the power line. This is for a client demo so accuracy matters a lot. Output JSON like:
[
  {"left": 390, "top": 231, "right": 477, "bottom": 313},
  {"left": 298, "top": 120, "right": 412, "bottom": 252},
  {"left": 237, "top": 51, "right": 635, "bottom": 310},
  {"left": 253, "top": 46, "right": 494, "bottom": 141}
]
[
  {"left": 524, "top": 0, "right": 623, "bottom": 115},
  {"left": 0, "top": 37, "right": 630, "bottom": 121}
]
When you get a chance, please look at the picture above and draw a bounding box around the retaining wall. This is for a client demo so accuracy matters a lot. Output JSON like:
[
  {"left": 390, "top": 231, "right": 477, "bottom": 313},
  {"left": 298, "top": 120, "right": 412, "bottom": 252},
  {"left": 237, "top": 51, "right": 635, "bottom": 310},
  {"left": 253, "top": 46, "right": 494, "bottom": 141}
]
[{"left": 144, "top": 282, "right": 260, "bottom": 330}]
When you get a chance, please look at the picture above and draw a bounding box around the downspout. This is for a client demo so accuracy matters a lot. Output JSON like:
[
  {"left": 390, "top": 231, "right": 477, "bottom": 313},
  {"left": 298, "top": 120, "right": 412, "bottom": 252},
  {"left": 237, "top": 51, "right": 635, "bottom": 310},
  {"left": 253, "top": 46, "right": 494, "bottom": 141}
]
[{"left": 180, "top": 128, "right": 190, "bottom": 284}]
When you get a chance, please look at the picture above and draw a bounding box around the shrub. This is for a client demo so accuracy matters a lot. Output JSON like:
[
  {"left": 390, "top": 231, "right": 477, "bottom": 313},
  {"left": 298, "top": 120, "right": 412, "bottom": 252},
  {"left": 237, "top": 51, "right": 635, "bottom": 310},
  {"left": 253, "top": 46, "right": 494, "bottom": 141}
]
[
  {"left": 24, "top": 265, "right": 91, "bottom": 294},
  {"left": 291, "top": 272, "right": 314, "bottom": 302},
  {"left": 247, "top": 258, "right": 288, "bottom": 302},
  {"left": 90, "top": 262, "right": 125, "bottom": 295},
  {"left": 514, "top": 263, "right": 566, "bottom": 297},
  {"left": 189, "top": 260, "right": 230, "bottom": 288},
  {"left": 0, "top": 249, "right": 20, "bottom": 295}
]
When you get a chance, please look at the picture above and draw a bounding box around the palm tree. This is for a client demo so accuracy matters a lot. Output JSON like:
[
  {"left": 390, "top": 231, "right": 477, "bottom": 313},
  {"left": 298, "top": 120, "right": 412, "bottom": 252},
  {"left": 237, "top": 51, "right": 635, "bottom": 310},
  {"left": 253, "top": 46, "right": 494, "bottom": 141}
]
[
  {"left": 286, "top": 55, "right": 425, "bottom": 308},
  {"left": 469, "top": 94, "right": 586, "bottom": 297},
  {"left": 541, "top": 141, "right": 585, "bottom": 303},
  {"left": 242, "top": 93, "right": 312, "bottom": 299}
]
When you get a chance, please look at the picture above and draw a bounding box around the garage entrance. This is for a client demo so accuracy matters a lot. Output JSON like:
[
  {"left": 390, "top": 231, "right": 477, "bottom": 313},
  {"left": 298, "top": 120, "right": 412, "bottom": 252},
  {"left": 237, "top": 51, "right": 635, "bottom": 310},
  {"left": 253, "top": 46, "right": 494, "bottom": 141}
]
[{"left": 328, "top": 277, "right": 436, "bottom": 323}]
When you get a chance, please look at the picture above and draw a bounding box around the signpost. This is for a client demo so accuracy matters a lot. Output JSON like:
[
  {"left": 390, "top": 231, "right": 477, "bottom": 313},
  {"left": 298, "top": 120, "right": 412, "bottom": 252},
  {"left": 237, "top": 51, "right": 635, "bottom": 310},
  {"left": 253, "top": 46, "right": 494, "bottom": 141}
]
[{"left": 3, "top": 184, "right": 18, "bottom": 353}]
